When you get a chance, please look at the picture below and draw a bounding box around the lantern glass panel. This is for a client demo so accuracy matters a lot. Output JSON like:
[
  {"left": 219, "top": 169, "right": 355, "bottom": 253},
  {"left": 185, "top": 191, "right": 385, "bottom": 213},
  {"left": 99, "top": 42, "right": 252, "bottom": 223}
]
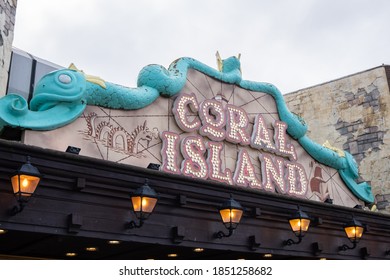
[
  {"left": 219, "top": 208, "right": 243, "bottom": 224},
  {"left": 131, "top": 196, "right": 157, "bottom": 214},
  {"left": 344, "top": 225, "right": 364, "bottom": 242},
  {"left": 289, "top": 218, "right": 310, "bottom": 236},
  {"left": 11, "top": 174, "right": 40, "bottom": 197}
]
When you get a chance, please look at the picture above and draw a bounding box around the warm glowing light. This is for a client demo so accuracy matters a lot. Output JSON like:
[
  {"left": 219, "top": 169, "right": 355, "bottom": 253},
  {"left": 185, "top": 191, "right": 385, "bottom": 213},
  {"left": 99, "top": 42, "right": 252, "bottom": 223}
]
[
  {"left": 181, "top": 136, "right": 208, "bottom": 179},
  {"left": 260, "top": 154, "right": 285, "bottom": 193},
  {"left": 160, "top": 131, "right": 181, "bottom": 174},
  {"left": 131, "top": 197, "right": 141, "bottom": 211},
  {"left": 233, "top": 149, "right": 262, "bottom": 188},
  {"left": 218, "top": 196, "right": 244, "bottom": 234},
  {"left": 11, "top": 157, "right": 42, "bottom": 201},
  {"left": 289, "top": 218, "right": 310, "bottom": 233},
  {"left": 220, "top": 208, "right": 243, "bottom": 225},
  {"left": 264, "top": 253, "right": 273, "bottom": 258},
  {"left": 130, "top": 180, "right": 158, "bottom": 223},
  {"left": 207, "top": 142, "right": 233, "bottom": 185},
  {"left": 226, "top": 105, "right": 250, "bottom": 144},
  {"left": 0, "top": 229, "right": 7, "bottom": 234},
  {"left": 287, "top": 209, "right": 311, "bottom": 241},
  {"left": 21, "top": 178, "right": 28, "bottom": 188},
  {"left": 108, "top": 240, "right": 121, "bottom": 245},
  {"left": 66, "top": 252, "right": 77, "bottom": 257},
  {"left": 193, "top": 248, "right": 204, "bottom": 253},
  {"left": 168, "top": 253, "right": 178, "bottom": 258},
  {"left": 85, "top": 247, "right": 98, "bottom": 252},
  {"left": 11, "top": 174, "right": 40, "bottom": 197},
  {"left": 345, "top": 225, "right": 364, "bottom": 240},
  {"left": 131, "top": 196, "right": 157, "bottom": 214},
  {"left": 162, "top": 94, "right": 311, "bottom": 200}
]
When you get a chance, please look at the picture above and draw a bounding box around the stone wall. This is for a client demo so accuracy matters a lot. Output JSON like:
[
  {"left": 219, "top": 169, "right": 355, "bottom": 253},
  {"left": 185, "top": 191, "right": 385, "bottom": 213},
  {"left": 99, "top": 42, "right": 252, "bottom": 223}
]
[
  {"left": 0, "top": 0, "right": 17, "bottom": 97},
  {"left": 285, "top": 66, "right": 390, "bottom": 213}
]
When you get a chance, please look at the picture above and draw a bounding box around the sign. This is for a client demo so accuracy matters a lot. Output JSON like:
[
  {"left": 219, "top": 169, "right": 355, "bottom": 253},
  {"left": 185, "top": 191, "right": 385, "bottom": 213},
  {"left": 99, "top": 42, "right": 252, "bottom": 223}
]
[
  {"left": 22, "top": 67, "right": 366, "bottom": 208},
  {"left": 160, "top": 93, "right": 307, "bottom": 198}
]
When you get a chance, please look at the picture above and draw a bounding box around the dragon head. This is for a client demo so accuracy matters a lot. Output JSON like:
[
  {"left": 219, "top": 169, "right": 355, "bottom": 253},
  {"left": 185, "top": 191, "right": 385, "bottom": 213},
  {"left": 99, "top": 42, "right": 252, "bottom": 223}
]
[
  {"left": 30, "top": 69, "right": 87, "bottom": 111},
  {"left": 216, "top": 51, "right": 241, "bottom": 73}
]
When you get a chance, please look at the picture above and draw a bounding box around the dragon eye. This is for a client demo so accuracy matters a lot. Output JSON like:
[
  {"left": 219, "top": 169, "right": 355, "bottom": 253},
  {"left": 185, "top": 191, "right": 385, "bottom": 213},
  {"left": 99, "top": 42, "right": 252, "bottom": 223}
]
[{"left": 58, "top": 74, "right": 72, "bottom": 84}]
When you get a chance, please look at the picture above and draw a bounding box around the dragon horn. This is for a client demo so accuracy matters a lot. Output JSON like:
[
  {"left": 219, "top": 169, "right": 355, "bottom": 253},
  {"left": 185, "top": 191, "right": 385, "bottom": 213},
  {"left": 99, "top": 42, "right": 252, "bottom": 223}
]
[
  {"left": 68, "top": 63, "right": 79, "bottom": 71},
  {"left": 216, "top": 51, "right": 223, "bottom": 72}
]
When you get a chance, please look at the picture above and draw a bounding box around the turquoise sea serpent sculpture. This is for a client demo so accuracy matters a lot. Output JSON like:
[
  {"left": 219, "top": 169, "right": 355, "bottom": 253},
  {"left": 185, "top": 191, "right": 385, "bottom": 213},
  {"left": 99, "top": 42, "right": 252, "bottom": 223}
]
[{"left": 0, "top": 54, "right": 374, "bottom": 203}]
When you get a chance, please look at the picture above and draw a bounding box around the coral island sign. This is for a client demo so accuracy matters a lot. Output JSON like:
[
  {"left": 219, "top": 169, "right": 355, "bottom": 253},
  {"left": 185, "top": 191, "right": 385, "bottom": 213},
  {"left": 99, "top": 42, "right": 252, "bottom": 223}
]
[
  {"left": 0, "top": 53, "right": 374, "bottom": 207},
  {"left": 161, "top": 93, "right": 308, "bottom": 198}
]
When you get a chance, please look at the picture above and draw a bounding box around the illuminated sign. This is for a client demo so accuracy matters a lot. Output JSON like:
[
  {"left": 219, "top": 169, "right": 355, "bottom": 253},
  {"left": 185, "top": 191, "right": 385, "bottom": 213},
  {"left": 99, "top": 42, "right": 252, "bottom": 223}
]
[
  {"left": 21, "top": 61, "right": 369, "bottom": 208},
  {"left": 160, "top": 93, "right": 308, "bottom": 198}
]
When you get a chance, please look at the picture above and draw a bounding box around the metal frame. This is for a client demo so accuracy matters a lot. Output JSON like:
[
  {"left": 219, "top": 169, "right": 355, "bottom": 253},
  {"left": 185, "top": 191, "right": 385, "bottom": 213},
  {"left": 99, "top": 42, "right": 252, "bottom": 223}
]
[{"left": 1, "top": 139, "right": 390, "bottom": 259}]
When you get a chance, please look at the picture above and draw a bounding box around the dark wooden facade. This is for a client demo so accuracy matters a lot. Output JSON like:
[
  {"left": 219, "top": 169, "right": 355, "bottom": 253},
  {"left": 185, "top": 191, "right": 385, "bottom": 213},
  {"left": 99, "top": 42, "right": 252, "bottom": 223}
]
[{"left": 0, "top": 139, "right": 389, "bottom": 259}]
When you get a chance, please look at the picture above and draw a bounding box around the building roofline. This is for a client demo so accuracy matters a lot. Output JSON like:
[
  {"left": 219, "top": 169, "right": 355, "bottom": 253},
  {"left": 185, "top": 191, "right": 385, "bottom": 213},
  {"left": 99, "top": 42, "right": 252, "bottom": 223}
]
[{"left": 285, "top": 64, "right": 390, "bottom": 95}]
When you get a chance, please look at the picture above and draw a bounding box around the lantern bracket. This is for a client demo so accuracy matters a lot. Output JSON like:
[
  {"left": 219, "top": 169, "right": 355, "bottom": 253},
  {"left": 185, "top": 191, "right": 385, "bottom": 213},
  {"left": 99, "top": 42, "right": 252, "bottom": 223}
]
[
  {"left": 127, "top": 219, "right": 144, "bottom": 229},
  {"left": 214, "top": 195, "right": 243, "bottom": 239},
  {"left": 339, "top": 217, "right": 364, "bottom": 251},
  {"left": 283, "top": 206, "right": 311, "bottom": 246},
  {"left": 10, "top": 203, "right": 25, "bottom": 216},
  {"left": 126, "top": 179, "right": 158, "bottom": 230},
  {"left": 339, "top": 242, "right": 357, "bottom": 251},
  {"left": 284, "top": 236, "right": 303, "bottom": 246},
  {"left": 214, "top": 228, "right": 234, "bottom": 239},
  {"left": 9, "top": 156, "right": 42, "bottom": 215}
]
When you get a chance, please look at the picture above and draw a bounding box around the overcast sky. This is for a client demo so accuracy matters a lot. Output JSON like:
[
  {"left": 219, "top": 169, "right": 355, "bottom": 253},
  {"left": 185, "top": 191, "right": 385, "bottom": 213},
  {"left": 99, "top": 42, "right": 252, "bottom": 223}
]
[{"left": 12, "top": 0, "right": 390, "bottom": 94}]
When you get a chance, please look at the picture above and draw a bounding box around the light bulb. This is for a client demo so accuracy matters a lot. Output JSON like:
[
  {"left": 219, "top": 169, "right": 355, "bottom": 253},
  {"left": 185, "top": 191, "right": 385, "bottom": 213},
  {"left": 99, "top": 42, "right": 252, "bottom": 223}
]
[{"left": 21, "top": 178, "right": 29, "bottom": 188}]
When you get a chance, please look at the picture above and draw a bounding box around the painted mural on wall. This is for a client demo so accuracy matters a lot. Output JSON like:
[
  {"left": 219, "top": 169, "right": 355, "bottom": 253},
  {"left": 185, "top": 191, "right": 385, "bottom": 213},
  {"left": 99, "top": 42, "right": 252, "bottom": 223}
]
[
  {"left": 0, "top": 54, "right": 374, "bottom": 207},
  {"left": 83, "top": 111, "right": 159, "bottom": 159}
]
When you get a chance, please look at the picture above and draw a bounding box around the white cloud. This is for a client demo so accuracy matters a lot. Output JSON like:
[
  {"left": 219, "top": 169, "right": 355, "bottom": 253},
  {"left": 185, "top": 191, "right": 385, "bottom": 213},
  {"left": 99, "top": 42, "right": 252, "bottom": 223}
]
[{"left": 12, "top": 0, "right": 390, "bottom": 93}]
